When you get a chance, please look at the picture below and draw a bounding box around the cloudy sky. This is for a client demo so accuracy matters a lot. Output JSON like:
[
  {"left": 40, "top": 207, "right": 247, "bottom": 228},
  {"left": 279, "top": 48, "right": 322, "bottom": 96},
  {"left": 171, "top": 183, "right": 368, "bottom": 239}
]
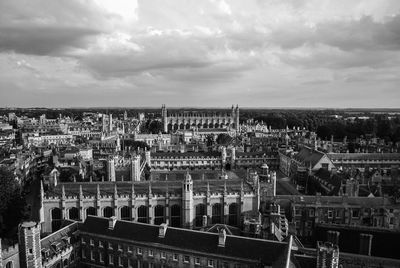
[{"left": 0, "top": 0, "right": 399, "bottom": 108}]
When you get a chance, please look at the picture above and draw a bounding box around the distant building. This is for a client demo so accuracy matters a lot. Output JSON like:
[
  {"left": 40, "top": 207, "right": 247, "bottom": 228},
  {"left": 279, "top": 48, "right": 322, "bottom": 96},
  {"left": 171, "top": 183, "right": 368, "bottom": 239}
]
[{"left": 161, "top": 105, "right": 240, "bottom": 133}]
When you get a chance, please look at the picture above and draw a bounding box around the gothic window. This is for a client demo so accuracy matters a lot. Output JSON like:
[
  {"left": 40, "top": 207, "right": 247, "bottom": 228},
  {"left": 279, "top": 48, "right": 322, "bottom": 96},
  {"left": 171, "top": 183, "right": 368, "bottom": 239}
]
[
  {"left": 86, "top": 207, "right": 96, "bottom": 217},
  {"left": 51, "top": 207, "right": 62, "bottom": 232},
  {"left": 68, "top": 207, "right": 79, "bottom": 221},
  {"left": 212, "top": 203, "right": 222, "bottom": 224},
  {"left": 154, "top": 205, "right": 165, "bottom": 225},
  {"left": 170, "top": 205, "right": 181, "bottom": 227},
  {"left": 103, "top": 207, "right": 114, "bottom": 218},
  {"left": 137, "top": 206, "right": 148, "bottom": 223},
  {"left": 120, "top": 206, "right": 131, "bottom": 221},
  {"left": 228, "top": 203, "right": 238, "bottom": 226},
  {"left": 195, "top": 204, "right": 206, "bottom": 227}
]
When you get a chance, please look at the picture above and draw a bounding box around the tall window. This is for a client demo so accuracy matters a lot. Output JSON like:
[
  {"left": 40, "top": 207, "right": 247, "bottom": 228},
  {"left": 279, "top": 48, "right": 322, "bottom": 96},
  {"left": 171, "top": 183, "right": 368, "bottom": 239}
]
[
  {"left": 68, "top": 207, "right": 79, "bottom": 221},
  {"left": 154, "top": 205, "right": 165, "bottom": 225},
  {"left": 86, "top": 207, "right": 96, "bottom": 217},
  {"left": 137, "top": 206, "right": 148, "bottom": 223},
  {"left": 120, "top": 206, "right": 131, "bottom": 221},
  {"left": 51, "top": 208, "right": 62, "bottom": 232},
  {"left": 212, "top": 203, "right": 222, "bottom": 224},
  {"left": 103, "top": 207, "right": 114, "bottom": 218},
  {"left": 170, "top": 205, "right": 181, "bottom": 227},
  {"left": 195, "top": 204, "right": 206, "bottom": 227},
  {"left": 228, "top": 203, "right": 238, "bottom": 226}
]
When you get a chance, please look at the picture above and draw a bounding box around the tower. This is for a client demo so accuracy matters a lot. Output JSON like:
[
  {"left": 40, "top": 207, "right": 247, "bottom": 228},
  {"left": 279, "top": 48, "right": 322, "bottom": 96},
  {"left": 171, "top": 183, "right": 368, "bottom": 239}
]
[
  {"left": 107, "top": 157, "right": 116, "bottom": 182},
  {"left": 18, "top": 222, "right": 42, "bottom": 268},
  {"left": 221, "top": 146, "right": 227, "bottom": 165},
  {"left": 109, "top": 114, "right": 113, "bottom": 133},
  {"left": 145, "top": 150, "right": 151, "bottom": 168},
  {"left": 235, "top": 105, "right": 239, "bottom": 130},
  {"left": 161, "top": 105, "right": 168, "bottom": 133},
  {"left": 102, "top": 114, "right": 107, "bottom": 133},
  {"left": 130, "top": 155, "right": 141, "bottom": 181},
  {"left": 182, "top": 172, "right": 194, "bottom": 228}
]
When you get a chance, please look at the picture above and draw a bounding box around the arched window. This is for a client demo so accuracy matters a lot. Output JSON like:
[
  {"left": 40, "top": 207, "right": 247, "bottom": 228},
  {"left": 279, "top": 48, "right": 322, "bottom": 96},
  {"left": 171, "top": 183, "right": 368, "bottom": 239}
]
[
  {"left": 51, "top": 208, "right": 62, "bottom": 232},
  {"left": 137, "top": 206, "right": 148, "bottom": 223},
  {"left": 228, "top": 203, "right": 238, "bottom": 226},
  {"left": 120, "top": 206, "right": 131, "bottom": 221},
  {"left": 86, "top": 207, "right": 96, "bottom": 217},
  {"left": 5, "top": 261, "right": 13, "bottom": 268},
  {"left": 170, "top": 205, "right": 181, "bottom": 227},
  {"left": 195, "top": 204, "right": 206, "bottom": 227},
  {"left": 103, "top": 207, "right": 114, "bottom": 218},
  {"left": 212, "top": 203, "right": 222, "bottom": 224},
  {"left": 68, "top": 207, "right": 79, "bottom": 221},
  {"left": 154, "top": 205, "right": 165, "bottom": 225}
]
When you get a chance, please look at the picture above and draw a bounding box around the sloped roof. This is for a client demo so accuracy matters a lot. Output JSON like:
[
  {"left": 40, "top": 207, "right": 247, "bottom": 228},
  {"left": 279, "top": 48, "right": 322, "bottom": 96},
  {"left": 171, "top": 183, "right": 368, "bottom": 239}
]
[
  {"left": 293, "top": 147, "right": 325, "bottom": 168},
  {"left": 327, "top": 153, "right": 400, "bottom": 161},
  {"left": 79, "top": 216, "right": 289, "bottom": 265}
]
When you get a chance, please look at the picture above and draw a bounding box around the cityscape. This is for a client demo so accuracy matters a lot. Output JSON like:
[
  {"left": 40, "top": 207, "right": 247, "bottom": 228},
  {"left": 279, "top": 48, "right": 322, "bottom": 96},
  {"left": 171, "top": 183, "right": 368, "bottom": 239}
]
[{"left": 1, "top": 1, "right": 400, "bottom": 268}]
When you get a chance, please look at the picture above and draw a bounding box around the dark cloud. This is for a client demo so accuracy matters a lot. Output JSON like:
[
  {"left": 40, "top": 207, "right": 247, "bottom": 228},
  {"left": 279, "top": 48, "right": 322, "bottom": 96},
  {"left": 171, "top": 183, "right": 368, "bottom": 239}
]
[
  {"left": 269, "top": 14, "right": 400, "bottom": 51},
  {"left": 0, "top": 26, "right": 99, "bottom": 55}
]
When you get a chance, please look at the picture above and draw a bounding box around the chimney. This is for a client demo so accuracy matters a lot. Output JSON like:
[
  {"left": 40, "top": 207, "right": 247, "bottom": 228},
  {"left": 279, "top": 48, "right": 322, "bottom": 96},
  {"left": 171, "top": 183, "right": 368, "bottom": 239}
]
[
  {"left": 159, "top": 223, "right": 168, "bottom": 238},
  {"left": 202, "top": 215, "right": 208, "bottom": 228},
  {"left": 327, "top": 230, "right": 340, "bottom": 245},
  {"left": 108, "top": 216, "right": 117, "bottom": 230},
  {"left": 359, "top": 233, "right": 373, "bottom": 256},
  {"left": 218, "top": 228, "right": 227, "bottom": 247}
]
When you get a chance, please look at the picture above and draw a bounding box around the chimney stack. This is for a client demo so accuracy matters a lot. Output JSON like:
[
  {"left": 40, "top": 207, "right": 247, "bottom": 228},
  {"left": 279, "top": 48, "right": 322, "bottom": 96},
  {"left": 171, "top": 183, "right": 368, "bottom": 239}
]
[
  {"left": 108, "top": 216, "right": 117, "bottom": 230},
  {"left": 359, "top": 233, "right": 373, "bottom": 256},
  {"left": 159, "top": 223, "right": 168, "bottom": 238},
  {"left": 218, "top": 228, "right": 227, "bottom": 247}
]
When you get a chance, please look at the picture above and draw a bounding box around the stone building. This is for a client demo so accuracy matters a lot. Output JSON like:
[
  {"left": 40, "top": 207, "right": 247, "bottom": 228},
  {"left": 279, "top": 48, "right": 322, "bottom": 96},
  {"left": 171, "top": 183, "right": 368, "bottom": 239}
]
[
  {"left": 40, "top": 171, "right": 276, "bottom": 234},
  {"left": 161, "top": 105, "right": 240, "bottom": 133}
]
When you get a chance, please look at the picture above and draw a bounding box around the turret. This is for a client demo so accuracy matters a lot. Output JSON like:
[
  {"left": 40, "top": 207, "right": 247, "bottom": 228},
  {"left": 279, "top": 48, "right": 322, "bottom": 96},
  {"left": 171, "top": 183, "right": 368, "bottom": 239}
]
[
  {"left": 162, "top": 105, "right": 168, "bottom": 133},
  {"left": 145, "top": 150, "right": 151, "bottom": 167},
  {"left": 221, "top": 146, "right": 227, "bottom": 166},
  {"left": 109, "top": 114, "right": 113, "bottom": 132},
  {"left": 235, "top": 105, "right": 239, "bottom": 130},
  {"left": 183, "top": 172, "right": 194, "bottom": 228},
  {"left": 18, "top": 222, "right": 42, "bottom": 268},
  {"left": 130, "top": 155, "right": 141, "bottom": 181},
  {"left": 107, "top": 157, "right": 116, "bottom": 182}
]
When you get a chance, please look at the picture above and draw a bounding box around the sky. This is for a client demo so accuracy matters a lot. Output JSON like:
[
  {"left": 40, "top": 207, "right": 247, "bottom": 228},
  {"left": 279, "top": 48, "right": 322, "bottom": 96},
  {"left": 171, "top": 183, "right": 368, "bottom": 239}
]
[{"left": 0, "top": 0, "right": 399, "bottom": 108}]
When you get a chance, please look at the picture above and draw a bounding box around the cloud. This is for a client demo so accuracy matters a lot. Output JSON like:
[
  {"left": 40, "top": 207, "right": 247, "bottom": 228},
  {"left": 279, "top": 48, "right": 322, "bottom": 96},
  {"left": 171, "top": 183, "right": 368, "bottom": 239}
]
[{"left": 0, "top": 0, "right": 400, "bottom": 107}]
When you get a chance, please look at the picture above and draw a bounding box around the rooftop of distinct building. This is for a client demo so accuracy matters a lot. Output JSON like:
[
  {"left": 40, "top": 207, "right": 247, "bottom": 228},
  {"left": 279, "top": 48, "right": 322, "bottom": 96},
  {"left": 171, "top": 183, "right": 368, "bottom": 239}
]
[
  {"left": 79, "top": 215, "right": 291, "bottom": 266},
  {"left": 44, "top": 178, "right": 254, "bottom": 198},
  {"left": 327, "top": 152, "right": 400, "bottom": 161}
]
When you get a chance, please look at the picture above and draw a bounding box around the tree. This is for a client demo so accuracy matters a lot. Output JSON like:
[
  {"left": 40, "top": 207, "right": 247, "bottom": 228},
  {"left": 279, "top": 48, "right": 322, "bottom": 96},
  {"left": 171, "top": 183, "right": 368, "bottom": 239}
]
[
  {"left": 0, "top": 167, "right": 28, "bottom": 239},
  {"left": 216, "top": 134, "right": 232, "bottom": 145},
  {"left": 0, "top": 168, "right": 19, "bottom": 215}
]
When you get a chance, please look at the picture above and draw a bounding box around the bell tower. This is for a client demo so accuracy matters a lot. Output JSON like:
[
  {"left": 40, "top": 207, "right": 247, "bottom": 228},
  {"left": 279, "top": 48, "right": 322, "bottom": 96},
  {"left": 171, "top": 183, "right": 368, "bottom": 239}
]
[{"left": 182, "top": 172, "right": 194, "bottom": 228}]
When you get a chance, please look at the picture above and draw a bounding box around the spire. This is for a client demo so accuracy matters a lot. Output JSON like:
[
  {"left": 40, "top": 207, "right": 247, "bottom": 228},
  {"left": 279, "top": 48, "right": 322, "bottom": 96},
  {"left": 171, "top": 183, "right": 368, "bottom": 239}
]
[
  {"left": 114, "top": 183, "right": 118, "bottom": 197},
  {"left": 207, "top": 181, "right": 210, "bottom": 195},
  {"left": 61, "top": 185, "right": 66, "bottom": 199},
  {"left": 40, "top": 180, "right": 44, "bottom": 200},
  {"left": 79, "top": 185, "right": 83, "bottom": 198},
  {"left": 241, "top": 180, "right": 244, "bottom": 194},
  {"left": 97, "top": 184, "right": 101, "bottom": 198},
  {"left": 224, "top": 181, "right": 227, "bottom": 194}
]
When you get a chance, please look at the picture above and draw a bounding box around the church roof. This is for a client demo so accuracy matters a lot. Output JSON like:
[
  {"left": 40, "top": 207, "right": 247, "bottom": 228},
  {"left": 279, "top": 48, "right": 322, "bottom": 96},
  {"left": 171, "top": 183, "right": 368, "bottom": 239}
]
[{"left": 79, "top": 216, "right": 289, "bottom": 266}]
